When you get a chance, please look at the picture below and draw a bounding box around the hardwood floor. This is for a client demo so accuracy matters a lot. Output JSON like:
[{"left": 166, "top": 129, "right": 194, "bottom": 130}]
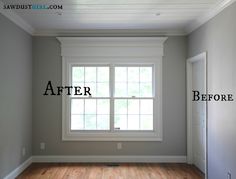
[{"left": 17, "top": 163, "right": 204, "bottom": 179}]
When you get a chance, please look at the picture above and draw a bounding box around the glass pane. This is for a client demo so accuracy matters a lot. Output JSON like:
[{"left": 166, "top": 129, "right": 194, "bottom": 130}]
[
  {"left": 128, "top": 67, "right": 139, "bottom": 82},
  {"left": 71, "top": 82, "right": 84, "bottom": 97},
  {"left": 71, "top": 115, "right": 84, "bottom": 130},
  {"left": 114, "top": 115, "right": 127, "bottom": 130},
  {"left": 97, "top": 99, "right": 110, "bottom": 114},
  {"left": 72, "top": 67, "right": 84, "bottom": 82},
  {"left": 115, "top": 99, "right": 127, "bottom": 114},
  {"left": 85, "top": 83, "right": 96, "bottom": 97},
  {"left": 128, "top": 83, "right": 139, "bottom": 97},
  {"left": 97, "top": 83, "right": 109, "bottom": 97},
  {"left": 71, "top": 99, "right": 84, "bottom": 114},
  {"left": 85, "top": 115, "right": 96, "bottom": 130},
  {"left": 140, "top": 67, "right": 152, "bottom": 82},
  {"left": 85, "top": 67, "right": 96, "bottom": 82},
  {"left": 140, "top": 115, "right": 153, "bottom": 130},
  {"left": 85, "top": 99, "right": 96, "bottom": 114},
  {"left": 115, "top": 67, "right": 127, "bottom": 82},
  {"left": 97, "top": 67, "right": 109, "bottom": 82},
  {"left": 140, "top": 99, "right": 153, "bottom": 114},
  {"left": 140, "top": 83, "right": 152, "bottom": 97},
  {"left": 73, "top": 82, "right": 84, "bottom": 87},
  {"left": 128, "top": 115, "right": 139, "bottom": 130},
  {"left": 97, "top": 115, "right": 109, "bottom": 130},
  {"left": 128, "top": 99, "right": 139, "bottom": 115},
  {"left": 115, "top": 82, "right": 127, "bottom": 97}
]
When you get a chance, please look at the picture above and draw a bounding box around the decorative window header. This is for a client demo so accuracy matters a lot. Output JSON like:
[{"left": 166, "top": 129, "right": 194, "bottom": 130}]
[{"left": 57, "top": 37, "right": 167, "bottom": 57}]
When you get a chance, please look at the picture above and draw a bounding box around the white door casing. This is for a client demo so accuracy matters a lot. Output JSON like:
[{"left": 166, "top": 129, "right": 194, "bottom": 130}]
[{"left": 187, "top": 52, "right": 207, "bottom": 175}]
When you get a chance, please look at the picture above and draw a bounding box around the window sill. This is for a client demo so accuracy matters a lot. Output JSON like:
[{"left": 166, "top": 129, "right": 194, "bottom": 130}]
[{"left": 62, "top": 131, "right": 162, "bottom": 141}]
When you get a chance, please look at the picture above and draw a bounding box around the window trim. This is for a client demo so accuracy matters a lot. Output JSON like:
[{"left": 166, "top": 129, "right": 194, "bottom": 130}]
[
  {"left": 58, "top": 37, "right": 167, "bottom": 141},
  {"left": 62, "top": 59, "right": 162, "bottom": 141}
]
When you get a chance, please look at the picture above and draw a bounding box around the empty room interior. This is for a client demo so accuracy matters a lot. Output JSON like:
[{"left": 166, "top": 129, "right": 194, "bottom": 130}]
[{"left": 0, "top": 0, "right": 236, "bottom": 178}]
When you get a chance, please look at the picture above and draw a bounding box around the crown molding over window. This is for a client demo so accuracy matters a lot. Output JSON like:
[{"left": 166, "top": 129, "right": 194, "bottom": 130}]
[{"left": 57, "top": 37, "right": 168, "bottom": 57}]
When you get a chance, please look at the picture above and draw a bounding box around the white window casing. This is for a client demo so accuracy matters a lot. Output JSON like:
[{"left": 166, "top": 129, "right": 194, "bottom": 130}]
[{"left": 57, "top": 37, "right": 167, "bottom": 141}]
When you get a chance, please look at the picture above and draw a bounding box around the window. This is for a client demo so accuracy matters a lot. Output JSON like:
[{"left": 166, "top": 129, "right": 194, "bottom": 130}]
[
  {"left": 58, "top": 37, "right": 166, "bottom": 141},
  {"left": 114, "top": 66, "right": 154, "bottom": 131},
  {"left": 63, "top": 62, "right": 161, "bottom": 141},
  {"left": 70, "top": 66, "right": 110, "bottom": 130},
  {"left": 70, "top": 65, "right": 154, "bottom": 132}
]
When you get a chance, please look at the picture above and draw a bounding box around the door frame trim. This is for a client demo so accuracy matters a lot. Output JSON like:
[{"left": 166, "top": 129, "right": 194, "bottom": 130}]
[{"left": 186, "top": 52, "right": 208, "bottom": 177}]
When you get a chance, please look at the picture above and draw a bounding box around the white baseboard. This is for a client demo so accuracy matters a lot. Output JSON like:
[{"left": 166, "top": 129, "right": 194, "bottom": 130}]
[
  {"left": 3, "top": 157, "right": 33, "bottom": 179},
  {"left": 32, "top": 155, "right": 187, "bottom": 163}
]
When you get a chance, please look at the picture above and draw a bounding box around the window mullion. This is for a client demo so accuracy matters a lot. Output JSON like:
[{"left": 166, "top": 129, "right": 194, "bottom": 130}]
[{"left": 110, "top": 65, "right": 115, "bottom": 132}]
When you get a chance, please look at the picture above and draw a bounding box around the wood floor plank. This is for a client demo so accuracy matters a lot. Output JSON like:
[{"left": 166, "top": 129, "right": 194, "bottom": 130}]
[{"left": 16, "top": 163, "right": 204, "bottom": 179}]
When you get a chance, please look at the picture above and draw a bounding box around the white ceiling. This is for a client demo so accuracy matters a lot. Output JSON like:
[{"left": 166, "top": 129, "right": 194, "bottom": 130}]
[{"left": 0, "top": 0, "right": 234, "bottom": 35}]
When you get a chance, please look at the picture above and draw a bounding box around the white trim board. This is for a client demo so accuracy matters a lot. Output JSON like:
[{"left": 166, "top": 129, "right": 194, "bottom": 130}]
[
  {"left": 34, "top": 29, "right": 186, "bottom": 37},
  {"left": 57, "top": 37, "right": 167, "bottom": 57},
  {"left": 186, "top": 52, "right": 207, "bottom": 164},
  {"left": 186, "top": 52, "right": 207, "bottom": 178},
  {"left": 0, "top": 1, "right": 34, "bottom": 35},
  {"left": 32, "top": 155, "right": 187, "bottom": 163},
  {"left": 185, "top": 0, "right": 236, "bottom": 33},
  {"left": 3, "top": 157, "right": 33, "bottom": 179}
]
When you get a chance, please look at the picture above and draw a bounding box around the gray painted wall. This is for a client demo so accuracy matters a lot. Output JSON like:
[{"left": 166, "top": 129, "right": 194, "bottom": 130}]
[
  {"left": 0, "top": 14, "right": 32, "bottom": 178},
  {"left": 32, "top": 36, "right": 187, "bottom": 156},
  {"left": 188, "top": 2, "right": 236, "bottom": 179}
]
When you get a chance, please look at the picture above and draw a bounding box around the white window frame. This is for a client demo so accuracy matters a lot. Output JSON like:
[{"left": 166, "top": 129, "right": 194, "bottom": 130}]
[
  {"left": 58, "top": 37, "right": 167, "bottom": 141},
  {"left": 70, "top": 64, "right": 111, "bottom": 131}
]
